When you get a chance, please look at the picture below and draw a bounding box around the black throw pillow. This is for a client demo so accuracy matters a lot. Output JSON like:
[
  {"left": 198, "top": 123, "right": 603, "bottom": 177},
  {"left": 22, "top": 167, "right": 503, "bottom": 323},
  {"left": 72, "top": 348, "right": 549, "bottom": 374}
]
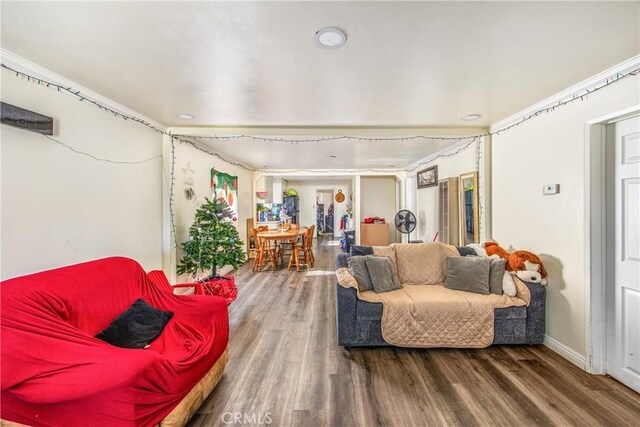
[
  {"left": 350, "top": 245, "right": 374, "bottom": 257},
  {"left": 96, "top": 298, "right": 173, "bottom": 349},
  {"left": 456, "top": 246, "right": 478, "bottom": 257}
]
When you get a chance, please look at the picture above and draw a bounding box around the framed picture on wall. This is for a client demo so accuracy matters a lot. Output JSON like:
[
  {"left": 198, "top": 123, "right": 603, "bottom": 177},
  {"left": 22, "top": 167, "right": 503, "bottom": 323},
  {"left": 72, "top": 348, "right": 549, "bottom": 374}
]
[
  {"left": 417, "top": 166, "right": 438, "bottom": 189},
  {"left": 211, "top": 168, "right": 239, "bottom": 220}
]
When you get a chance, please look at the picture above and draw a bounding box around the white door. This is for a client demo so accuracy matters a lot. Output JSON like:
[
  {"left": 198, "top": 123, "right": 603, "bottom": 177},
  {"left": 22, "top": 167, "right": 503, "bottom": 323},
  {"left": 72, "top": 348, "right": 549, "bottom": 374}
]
[{"left": 607, "top": 116, "right": 640, "bottom": 392}]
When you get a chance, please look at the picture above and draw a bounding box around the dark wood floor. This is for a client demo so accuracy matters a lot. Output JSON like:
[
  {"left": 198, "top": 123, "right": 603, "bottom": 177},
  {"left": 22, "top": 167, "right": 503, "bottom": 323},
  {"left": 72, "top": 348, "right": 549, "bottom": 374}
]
[{"left": 188, "top": 237, "right": 640, "bottom": 427}]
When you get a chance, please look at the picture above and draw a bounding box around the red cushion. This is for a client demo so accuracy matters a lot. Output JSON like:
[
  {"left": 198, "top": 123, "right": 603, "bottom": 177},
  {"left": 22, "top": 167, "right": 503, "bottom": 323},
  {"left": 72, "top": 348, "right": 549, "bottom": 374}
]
[{"left": 1, "top": 257, "right": 228, "bottom": 426}]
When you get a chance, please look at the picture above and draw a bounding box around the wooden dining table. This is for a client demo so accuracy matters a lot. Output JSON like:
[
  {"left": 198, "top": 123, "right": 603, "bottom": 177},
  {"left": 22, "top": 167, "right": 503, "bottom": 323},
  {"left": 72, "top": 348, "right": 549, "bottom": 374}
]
[{"left": 256, "top": 227, "right": 307, "bottom": 271}]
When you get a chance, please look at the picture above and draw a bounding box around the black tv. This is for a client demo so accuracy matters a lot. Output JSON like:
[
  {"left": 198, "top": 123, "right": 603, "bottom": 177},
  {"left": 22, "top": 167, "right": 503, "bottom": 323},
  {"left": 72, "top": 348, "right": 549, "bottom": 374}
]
[{"left": 1, "top": 102, "right": 53, "bottom": 135}]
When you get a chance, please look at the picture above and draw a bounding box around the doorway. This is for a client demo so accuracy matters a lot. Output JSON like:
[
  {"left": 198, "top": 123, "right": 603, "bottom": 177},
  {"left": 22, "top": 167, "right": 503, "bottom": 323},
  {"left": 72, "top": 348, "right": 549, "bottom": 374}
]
[
  {"left": 605, "top": 116, "right": 640, "bottom": 391},
  {"left": 316, "top": 190, "right": 334, "bottom": 234},
  {"left": 588, "top": 113, "right": 640, "bottom": 392}
]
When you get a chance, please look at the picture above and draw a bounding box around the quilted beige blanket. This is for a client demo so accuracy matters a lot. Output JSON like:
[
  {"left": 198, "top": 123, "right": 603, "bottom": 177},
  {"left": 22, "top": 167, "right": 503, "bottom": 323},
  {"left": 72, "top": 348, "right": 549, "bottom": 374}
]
[{"left": 337, "top": 243, "right": 530, "bottom": 348}]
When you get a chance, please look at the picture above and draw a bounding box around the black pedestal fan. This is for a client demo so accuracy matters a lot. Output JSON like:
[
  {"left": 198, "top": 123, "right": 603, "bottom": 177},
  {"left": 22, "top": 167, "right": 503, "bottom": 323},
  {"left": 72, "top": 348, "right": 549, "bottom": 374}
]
[{"left": 394, "top": 210, "right": 417, "bottom": 243}]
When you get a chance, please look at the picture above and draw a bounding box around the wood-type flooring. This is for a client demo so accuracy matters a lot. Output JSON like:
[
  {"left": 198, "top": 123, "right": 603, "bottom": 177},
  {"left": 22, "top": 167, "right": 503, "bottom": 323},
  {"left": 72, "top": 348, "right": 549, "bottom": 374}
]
[{"left": 189, "top": 237, "right": 640, "bottom": 426}]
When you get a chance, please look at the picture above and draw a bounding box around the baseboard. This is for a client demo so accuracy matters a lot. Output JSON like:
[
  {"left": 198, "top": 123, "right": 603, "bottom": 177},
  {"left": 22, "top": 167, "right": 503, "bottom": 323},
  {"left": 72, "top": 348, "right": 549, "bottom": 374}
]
[{"left": 543, "top": 334, "right": 586, "bottom": 370}]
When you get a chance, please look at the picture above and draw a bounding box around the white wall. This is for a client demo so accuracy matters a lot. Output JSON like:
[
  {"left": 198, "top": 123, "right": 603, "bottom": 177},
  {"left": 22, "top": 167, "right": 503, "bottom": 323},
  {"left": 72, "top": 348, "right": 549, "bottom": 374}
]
[
  {"left": 491, "top": 76, "right": 639, "bottom": 357},
  {"left": 1, "top": 68, "right": 164, "bottom": 279},
  {"left": 412, "top": 143, "right": 479, "bottom": 243},
  {"left": 171, "top": 140, "right": 253, "bottom": 281},
  {"left": 286, "top": 180, "right": 352, "bottom": 237},
  {"left": 360, "top": 176, "right": 399, "bottom": 243}
]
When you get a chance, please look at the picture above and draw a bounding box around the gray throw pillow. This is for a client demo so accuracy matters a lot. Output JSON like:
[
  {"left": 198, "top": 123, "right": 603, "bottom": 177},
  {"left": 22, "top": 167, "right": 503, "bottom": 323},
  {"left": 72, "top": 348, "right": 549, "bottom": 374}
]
[
  {"left": 348, "top": 256, "right": 373, "bottom": 291},
  {"left": 364, "top": 256, "right": 402, "bottom": 293},
  {"left": 444, "top": 256, "right": 491, "bottom": 295},
  {"left": 488, "top": 258, "right": 506, "bottom": 295}
]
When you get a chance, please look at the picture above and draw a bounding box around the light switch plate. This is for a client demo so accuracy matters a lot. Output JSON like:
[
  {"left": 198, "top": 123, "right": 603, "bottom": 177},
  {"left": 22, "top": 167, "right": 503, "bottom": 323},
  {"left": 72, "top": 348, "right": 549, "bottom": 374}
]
[{"left": 544, "top": 184, "right": 560, "bottom": 195}]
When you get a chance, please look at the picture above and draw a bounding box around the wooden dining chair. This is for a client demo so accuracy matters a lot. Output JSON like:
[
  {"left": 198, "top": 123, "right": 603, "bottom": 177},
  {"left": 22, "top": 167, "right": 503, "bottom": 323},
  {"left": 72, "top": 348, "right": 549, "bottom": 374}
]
[
  {"left": 288, "top": 227, "right": 313, "bottom": 271},
  {"left": 279, "top": 223, "right": 299, "bottom": 261},
  {"left": 252, "top": 227, "right": 275, "bottom": 271},
  {"left": 306, "top": 225, "right": 316, "bottom": 267}
]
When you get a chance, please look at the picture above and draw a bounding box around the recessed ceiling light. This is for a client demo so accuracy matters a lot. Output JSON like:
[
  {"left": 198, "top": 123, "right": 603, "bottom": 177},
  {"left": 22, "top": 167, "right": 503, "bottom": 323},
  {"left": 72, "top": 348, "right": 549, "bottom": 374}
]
[
  {"left": 314, "top": 27, "right": 347, "bottom": 49},
  {"left": 177, "top": 113, "right": 195, "bottom": 120},
  {"left": 461, "top": 114, "right": 482, "bottom": 121}
]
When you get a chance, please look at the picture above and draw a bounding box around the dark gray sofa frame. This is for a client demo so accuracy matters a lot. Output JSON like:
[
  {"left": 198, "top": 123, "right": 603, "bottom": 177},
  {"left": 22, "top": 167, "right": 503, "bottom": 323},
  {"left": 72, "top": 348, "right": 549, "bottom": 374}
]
[{"left": 335, "top": 253, "right": 545, "bottom": 347}]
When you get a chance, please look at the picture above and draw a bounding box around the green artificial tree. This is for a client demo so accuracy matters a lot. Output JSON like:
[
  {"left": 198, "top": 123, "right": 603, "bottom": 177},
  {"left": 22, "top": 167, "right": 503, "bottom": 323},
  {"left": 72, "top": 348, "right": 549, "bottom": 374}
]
[{"left": 177, "top": 197, "right": 246, "bottom": 280}]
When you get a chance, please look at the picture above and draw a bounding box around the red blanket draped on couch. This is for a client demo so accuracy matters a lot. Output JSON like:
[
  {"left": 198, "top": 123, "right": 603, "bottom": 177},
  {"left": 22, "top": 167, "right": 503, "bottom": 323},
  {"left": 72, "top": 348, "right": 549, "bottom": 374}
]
[{"left": 1, "top": 257, "right": 228, "bottom": 426}]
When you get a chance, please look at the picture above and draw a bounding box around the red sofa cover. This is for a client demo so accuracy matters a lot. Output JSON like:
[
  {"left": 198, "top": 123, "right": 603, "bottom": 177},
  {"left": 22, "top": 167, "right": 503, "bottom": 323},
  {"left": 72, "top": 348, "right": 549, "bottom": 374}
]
[{"left": 1, "top": 257, "right": 229, "bottom": 426}]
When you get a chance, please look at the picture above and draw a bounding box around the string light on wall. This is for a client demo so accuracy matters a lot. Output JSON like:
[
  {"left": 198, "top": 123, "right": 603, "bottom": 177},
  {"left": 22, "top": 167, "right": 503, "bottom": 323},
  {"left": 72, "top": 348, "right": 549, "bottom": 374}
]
[
  {"left": 3, "top": 61, "right": 638, "bottom": 247},
  {"left": 43, "top": 135, "right": 162, "bottom": 164},
  {"left": 0, "top": 63, "right": 256, "bottom": 173},
  {"left": 405, "top": 136, "right": 480, "bottom": 172},
  {"left": 174, "top": 133, "right": 485, "bottom": 144},
  {"left": 174, "top": 137, "right": 254, "bottom": 170},
  {"left": 169, "top": 137, "right": 178, "bottom": 248},
  {"left": 255, "top": 168, "right": 405, "bottom": 174},
  {"left": 4, "top": 62, "right": 638, "bottom": 148}
]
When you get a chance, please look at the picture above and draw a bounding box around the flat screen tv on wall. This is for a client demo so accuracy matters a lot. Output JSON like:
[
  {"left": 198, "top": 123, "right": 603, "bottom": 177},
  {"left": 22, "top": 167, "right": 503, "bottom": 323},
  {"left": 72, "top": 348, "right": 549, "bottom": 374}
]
[{"left": 1, "top": 102, "right": 53, "bottom": 135}]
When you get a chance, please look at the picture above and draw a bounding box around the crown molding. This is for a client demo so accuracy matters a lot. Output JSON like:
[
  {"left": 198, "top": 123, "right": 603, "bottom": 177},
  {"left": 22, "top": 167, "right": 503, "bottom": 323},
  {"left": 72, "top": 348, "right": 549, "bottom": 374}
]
[
  {"left": 490, "top": 55, "right": 640, "bottom": 133},
  {"left": 0, "top": 48, "right": 167, "bottom": 132}
]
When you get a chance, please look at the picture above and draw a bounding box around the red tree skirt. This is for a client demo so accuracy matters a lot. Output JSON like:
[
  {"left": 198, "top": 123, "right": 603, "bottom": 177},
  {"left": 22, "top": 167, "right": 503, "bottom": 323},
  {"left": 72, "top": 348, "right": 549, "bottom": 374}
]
[{"left": 201, "top": 275, "right": 238, "bottom": 304}]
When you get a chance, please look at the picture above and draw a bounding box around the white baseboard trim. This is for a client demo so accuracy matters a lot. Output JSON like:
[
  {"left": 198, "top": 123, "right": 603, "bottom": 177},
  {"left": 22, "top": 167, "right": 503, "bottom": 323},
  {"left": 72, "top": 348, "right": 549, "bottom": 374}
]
[{"left": 543, "top": 334, "right": 586, "bottom": 370}]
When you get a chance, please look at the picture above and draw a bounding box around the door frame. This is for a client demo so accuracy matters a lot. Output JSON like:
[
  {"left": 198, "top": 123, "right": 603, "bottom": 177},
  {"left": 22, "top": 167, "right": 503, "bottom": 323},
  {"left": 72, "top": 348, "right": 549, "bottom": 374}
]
[
  {"left": 585, "top": 106, "right": 639, "bottom": 374},
  {"left": 315, "top": 189, "right": 335, "bottom": 234}
]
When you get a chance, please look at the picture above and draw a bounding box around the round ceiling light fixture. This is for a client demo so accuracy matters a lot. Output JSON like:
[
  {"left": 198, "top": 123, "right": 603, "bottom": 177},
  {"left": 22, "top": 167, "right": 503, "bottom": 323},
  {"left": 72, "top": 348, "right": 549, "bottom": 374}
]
[
  {"left": 461, "top": 113, "right": 482, "bottom": 122},
  {"left": 314, "top": 27, "right": 347, "bottom": 49},
  {"left": 177, "top": 113, "right": 195, "bottom": 120}
]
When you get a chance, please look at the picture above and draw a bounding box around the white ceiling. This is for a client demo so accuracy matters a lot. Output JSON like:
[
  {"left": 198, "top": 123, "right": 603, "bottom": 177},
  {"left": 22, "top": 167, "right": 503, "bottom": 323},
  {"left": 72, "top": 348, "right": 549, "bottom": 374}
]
[{"left": 1, "top": 1, "right": 638, "bottom": 169}]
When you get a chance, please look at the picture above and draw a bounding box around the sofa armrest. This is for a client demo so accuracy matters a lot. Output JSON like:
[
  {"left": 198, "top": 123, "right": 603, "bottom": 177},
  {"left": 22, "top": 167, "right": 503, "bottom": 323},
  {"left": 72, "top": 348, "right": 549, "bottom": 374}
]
[
  {"left": 522, "top": 281, "right": 546, "bottom": 344},
  {"left": 336, "top": 281, "right": 357, "bottom": 346},
  {"left": 172, "top": 283, "right": 205, "bottom": 295},
  {"left": 336, "top": 253, "right": 349, "bottom": 269}
]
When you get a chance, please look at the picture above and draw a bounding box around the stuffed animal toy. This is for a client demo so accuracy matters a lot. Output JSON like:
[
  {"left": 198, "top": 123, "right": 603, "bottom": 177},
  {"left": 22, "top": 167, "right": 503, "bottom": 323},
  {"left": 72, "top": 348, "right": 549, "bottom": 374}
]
[
  {"left": 484, "top": 241, "right": 509, "bottom": 260},
  {"left": 483, "top": 242, "right": 548, "bottom": 296},
  {"left": 508, "top": 251, "right": 548, "bottom": 285}
]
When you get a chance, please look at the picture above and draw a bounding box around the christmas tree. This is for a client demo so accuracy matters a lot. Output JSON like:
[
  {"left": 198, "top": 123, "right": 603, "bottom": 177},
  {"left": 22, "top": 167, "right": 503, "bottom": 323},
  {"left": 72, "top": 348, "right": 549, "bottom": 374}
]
[{"left": 177, "top": 198, "right": 246, "bottom": 280}]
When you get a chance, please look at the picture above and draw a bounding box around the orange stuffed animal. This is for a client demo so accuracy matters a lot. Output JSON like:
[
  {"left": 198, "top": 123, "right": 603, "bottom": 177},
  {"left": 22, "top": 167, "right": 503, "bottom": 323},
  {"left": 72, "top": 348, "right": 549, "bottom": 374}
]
[
  {"left": 484, "top": 242, "right": 548, "bottom": 286},
  {"left": 509, "top": 251, "right": 548, "bottom": 285},
  {"left": 485, "top": 241, "right": 510, "bottom": 263}
]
